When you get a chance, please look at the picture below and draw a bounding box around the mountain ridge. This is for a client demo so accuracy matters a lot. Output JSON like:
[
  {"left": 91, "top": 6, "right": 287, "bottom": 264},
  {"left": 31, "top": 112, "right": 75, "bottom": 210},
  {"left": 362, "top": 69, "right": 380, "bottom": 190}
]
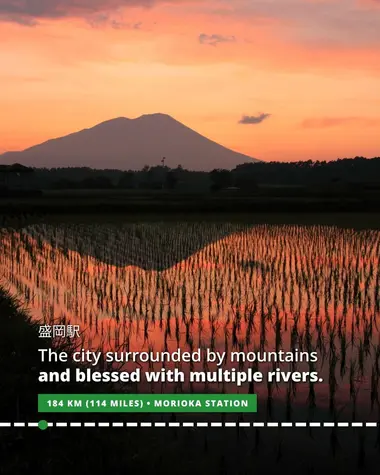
[{"left": 0, "top": 113, "right": 259, "bottom": 171}]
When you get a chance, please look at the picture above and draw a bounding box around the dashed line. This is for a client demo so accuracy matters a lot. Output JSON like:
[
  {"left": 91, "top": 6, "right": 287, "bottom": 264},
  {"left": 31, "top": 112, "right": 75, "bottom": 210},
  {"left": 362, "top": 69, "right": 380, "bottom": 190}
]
[
  {"left": 253, "top": 422, "right": 265, "bottom": 427},
  {"left": 155, "top": 422, "right": 166, "bottom": 427},
  {"left": 2, "top": 422, "right": 379, "bottom": 428},
  {"left": 239, "top": 422, "right": 251, "bottom": 427},
  {"left": 211, "top": 422, "right": 222, "bottom": 427}
]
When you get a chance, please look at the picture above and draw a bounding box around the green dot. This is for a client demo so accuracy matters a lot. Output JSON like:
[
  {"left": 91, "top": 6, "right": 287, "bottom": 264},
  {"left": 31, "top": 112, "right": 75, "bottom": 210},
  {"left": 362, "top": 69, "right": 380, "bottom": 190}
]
[{"left": 38, "top": 420, "right": 48, "bottom": 430}]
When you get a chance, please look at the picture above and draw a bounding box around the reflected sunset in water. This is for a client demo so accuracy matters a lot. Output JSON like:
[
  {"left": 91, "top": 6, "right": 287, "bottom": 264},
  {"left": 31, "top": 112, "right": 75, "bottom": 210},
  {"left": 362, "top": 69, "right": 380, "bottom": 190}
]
[{"left": 1, "top": 222, "right": 379, "bottom": 420}]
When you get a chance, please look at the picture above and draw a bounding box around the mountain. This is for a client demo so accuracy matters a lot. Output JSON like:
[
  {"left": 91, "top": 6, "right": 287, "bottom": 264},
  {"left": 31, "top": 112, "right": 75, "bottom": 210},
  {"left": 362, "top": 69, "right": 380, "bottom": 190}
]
[{"left": 0, "top": 113, "right": 259, "bottom": 171}]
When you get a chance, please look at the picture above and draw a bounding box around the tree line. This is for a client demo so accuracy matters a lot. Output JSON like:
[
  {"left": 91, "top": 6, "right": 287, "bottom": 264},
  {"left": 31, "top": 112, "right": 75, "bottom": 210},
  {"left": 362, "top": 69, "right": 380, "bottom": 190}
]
[{"left": 3, "top": 156, "right": 380, "bottom": 192}]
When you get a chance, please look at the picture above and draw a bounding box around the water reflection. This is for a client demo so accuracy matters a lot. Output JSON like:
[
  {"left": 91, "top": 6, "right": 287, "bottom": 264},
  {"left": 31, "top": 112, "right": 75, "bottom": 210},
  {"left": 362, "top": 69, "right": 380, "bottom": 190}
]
[{"left": 1, "top": 223, "right": 379, "bottom": 420}]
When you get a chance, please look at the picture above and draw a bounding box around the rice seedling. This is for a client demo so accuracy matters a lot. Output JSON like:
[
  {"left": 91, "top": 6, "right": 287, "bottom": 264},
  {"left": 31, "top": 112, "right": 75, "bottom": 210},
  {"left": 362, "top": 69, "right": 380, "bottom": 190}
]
[{"left": 0, "top": 222, "right": 379, "bottom": 423}]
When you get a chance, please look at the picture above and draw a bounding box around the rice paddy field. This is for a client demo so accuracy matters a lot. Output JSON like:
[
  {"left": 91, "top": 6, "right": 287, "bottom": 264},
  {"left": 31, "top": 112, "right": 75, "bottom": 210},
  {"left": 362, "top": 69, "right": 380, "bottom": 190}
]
[{"left": 1, "top": 218, "right": 380, "bottom": 473}]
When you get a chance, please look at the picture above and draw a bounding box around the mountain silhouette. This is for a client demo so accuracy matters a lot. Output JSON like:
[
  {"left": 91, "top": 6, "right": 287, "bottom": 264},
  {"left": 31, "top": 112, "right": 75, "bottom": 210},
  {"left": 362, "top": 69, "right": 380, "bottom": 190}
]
[{"left": 0, "top": 113, "right": 259, "bottom": 171}]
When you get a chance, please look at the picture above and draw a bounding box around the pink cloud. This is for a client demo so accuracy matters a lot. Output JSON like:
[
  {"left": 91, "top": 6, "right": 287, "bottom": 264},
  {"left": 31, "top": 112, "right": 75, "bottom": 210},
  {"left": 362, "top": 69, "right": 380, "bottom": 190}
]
[{"left": 0, "top": 0, "right": 174, "bottom": 24}]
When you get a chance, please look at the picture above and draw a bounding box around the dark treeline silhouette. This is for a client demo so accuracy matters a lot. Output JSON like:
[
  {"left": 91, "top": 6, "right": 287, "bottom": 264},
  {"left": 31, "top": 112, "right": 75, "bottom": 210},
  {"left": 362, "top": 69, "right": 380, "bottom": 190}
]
[
  {"left": 20, "top": 156, "right": 380, "bottom": 190},
  {"left": 2, "top": 156, "right": 380, "bottom": 194},
  {"left": 5, "top": 164, "right": 210, "bottom": 192},
  {"left": 233, "top": 157, "right": 380, "bottom": 187}
]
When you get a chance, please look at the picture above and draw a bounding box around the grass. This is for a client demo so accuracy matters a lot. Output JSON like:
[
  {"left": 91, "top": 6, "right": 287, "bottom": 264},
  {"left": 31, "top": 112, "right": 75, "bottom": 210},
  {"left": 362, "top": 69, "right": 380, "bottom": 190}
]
[
  {"left": 2, "top": 218, "right": 380, "bottom": 473},
  {"left": 0, "top": 286, "right": 169, "bottom": 474},
  {"left": 1, "top": 280, "right": 380, "bottom": 473},
  {"left": 0, "top": 286, "right": 126, "bottom": 421},
  {"left": 0, "top": 285, "right": 289, "bottom": 474}
]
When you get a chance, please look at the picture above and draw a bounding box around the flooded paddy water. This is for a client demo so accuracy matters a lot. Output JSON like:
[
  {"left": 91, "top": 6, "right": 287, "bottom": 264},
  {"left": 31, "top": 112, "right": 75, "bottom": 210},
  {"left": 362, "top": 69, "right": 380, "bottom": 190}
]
[{"left": 1, "top": 222, "right": 379, "bottom": 424}]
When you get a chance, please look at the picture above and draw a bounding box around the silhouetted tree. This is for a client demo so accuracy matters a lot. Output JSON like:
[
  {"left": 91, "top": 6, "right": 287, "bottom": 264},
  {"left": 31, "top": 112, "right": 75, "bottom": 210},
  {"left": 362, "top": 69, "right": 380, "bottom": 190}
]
[
  {"left": 234, "top": 172, "right": 258, "bottom": 192},
  {"left": 10, "top": 157, "right": 380, "bottom": 191},
  {"left": 209, "top": 169, "right": 232, "bottom": 192},
  {"left": 81, "top": 175, "right": 113, "bottom": 189},
  {"left": 118, "top": 171, "right": 135, "bottom": 189},
  {"left": 165, "top": 170, "right": 178, "bottom": 189}
]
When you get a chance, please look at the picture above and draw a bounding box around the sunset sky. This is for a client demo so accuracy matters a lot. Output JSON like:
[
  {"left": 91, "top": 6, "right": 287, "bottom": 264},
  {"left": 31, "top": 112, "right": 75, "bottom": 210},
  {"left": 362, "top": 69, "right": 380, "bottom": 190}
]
[{"left": 1, "top": 0, "right": 379, "bottom": 162}]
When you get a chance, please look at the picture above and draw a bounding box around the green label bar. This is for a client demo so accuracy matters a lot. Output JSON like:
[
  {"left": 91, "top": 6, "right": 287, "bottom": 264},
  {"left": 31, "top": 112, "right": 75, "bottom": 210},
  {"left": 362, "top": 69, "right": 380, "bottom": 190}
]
[{"left": 38, "top": 394, "right": 257, "bottom": 413}]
